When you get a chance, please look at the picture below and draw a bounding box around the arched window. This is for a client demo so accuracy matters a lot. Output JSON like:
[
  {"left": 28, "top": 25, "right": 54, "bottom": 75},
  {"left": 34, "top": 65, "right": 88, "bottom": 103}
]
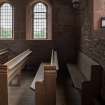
[
  {"left": 26, "top": 1, "right": 52, "bottom": 40},
  {"left": 0, "top": 3, "right": 13, "bottom": 39},
  {"left": 33, "top": 2, "right": 47, "bottom": 39}
]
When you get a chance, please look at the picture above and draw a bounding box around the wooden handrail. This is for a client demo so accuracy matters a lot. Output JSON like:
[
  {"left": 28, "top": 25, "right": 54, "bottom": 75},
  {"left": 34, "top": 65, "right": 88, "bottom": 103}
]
[{"left": 4, "top": 49, "right": 32, "bottom": 69}]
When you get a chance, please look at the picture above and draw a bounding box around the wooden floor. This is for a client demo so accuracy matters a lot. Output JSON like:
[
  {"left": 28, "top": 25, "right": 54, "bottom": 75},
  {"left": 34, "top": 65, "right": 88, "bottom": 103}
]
[
  {"left": 8, "top": 66, "right": 81, "bottom": 105},
  {"left": 8, "top": 70, "right": 35, "bottom": 105},
  {"left": 56, "top": 65, "right": 81, "bottom": 105}
]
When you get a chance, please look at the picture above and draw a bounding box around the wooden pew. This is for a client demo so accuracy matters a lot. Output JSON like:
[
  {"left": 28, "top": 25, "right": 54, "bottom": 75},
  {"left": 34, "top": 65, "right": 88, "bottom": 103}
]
[
  {"left": 67, "top": 52, "right": 104, "bottom": 105},
  {"left": 67, "top": 52, "right": 98, "bottom": 89},
  {"left": 36, "top": 65, "right": 57, "bottom": 105},
  {"left": 0, "top": 49, "right": 32, "bottom": 105},
  {"left": 30, "top": 64, "right": 57, "bottom": 105},
  {"left": 30, "top": 49, "right": 59, "bottom": 105},
  {"left": 0, "top": 48, "right": 8, "bottom": 64},
  {"left": 67, "top": 64, "right": 104, "bottom": 105},
  {"left": 30, "top": 49, "right": 59, "bottom": 90}
]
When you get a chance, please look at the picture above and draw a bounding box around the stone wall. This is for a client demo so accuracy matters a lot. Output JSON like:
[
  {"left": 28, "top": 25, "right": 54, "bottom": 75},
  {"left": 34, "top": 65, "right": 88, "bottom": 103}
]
[{"left": 80, "top": 0, "right": 105, "bottom": 68}]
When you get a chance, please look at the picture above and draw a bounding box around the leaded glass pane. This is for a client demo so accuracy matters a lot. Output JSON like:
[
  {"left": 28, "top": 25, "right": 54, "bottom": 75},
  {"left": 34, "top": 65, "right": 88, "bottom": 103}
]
[{"left": 33, "top": 3, "right": 47, "bottom": 39}]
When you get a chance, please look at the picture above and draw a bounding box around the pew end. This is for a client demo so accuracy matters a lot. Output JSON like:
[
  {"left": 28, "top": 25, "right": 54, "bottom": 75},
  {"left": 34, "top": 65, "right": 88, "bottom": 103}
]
[
  {"left": 33, "top": 64, "right": 57, "bottom": 105},
  {"left": 44, "top": 65, "right": 57, "bottom": 105},
  {"left": 35, "top": 81, "right": 45, "bottom": 105}
]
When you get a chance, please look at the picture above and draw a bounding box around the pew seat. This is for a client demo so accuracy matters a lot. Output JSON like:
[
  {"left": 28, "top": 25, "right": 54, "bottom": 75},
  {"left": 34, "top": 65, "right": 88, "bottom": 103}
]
[
  {"left": 67, "top": 52, "right": 98, "bottom": 89},
  {"left": 30, "top": 63, "right": 44, "bottom": 90},
  {"left": 67, "top": 64, "right": 87, "bottom": 89}
]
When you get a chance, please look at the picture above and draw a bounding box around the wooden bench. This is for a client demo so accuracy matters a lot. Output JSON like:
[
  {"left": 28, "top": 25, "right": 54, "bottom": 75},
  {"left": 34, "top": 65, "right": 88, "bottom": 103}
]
[
  {"left": 67, "top": 52, "right": 104, "bottom": 105},
  {"left": 67, "top": 63, "right": 104, "bottom": 105},
  {"left": 30, "top": 49, "right": 59, "bottom": 90},
  {"left": 30, "top": 63, "right": 57, "bottom": 105},
  {"left": 0, "top": 48, "right": 8, "bottom": 64},
  {"left": 67, "top": 52, "right": 98, "bottom": 89},
  {"left": 0, "top": 49, "right": 32, "bottom": 105},
  {"left": 30, "top": 49, "right": 59, "bottom": 105},
  {"left": 35, "top": 65, "right": 57, "bottom": 105}
]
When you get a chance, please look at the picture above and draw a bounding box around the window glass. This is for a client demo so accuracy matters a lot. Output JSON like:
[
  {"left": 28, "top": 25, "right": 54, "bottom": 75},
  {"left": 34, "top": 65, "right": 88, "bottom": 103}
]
[
  {"left": 0, "top": 3, "right": 13, "bottom": 39},
  {"left": 33, "top": 3, "right": 47, "bottom": 39}
]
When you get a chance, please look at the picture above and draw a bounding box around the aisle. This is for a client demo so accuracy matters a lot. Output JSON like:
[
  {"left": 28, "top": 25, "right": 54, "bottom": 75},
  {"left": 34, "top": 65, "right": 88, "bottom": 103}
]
[
  {"left": 56, "top": 64, "right": 81, "bottom": 105},
  {"left": 8, "top": 70, "right": 35, "bottom": 105}
]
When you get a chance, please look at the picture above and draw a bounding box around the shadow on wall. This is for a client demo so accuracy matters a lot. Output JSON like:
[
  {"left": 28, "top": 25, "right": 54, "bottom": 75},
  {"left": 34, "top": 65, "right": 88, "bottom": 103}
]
[{"left": 53, "top": 10, "right": 81, "bottom": 64}]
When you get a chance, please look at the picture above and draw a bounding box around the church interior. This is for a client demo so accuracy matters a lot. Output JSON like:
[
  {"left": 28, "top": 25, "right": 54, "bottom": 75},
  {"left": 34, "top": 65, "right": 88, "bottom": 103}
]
[{"left": 0, "top": 0, "right": 105, "bottom": 105}]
